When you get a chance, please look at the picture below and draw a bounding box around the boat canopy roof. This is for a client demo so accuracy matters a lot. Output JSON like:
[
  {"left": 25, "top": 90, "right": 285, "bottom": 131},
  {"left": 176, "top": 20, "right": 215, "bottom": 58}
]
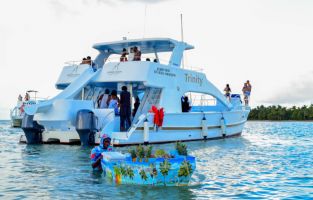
[{"left": 93, "top": 38, "right": 194, "bottom": 54}]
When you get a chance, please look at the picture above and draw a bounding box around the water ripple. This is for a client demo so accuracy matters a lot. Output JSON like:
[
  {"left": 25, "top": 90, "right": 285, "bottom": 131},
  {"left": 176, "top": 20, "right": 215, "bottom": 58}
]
[{"left": 0, "top": 121, "right": 313, "bottom": 199}]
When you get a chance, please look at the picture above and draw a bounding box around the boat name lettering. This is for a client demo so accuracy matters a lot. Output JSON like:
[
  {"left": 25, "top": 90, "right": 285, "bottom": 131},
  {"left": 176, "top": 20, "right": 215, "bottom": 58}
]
[
  {"left": 154, "top": 68, "right": 176, "bottom": 77},
  {"left": 185, "top": 73, "right": 203, "bottom": 86}
]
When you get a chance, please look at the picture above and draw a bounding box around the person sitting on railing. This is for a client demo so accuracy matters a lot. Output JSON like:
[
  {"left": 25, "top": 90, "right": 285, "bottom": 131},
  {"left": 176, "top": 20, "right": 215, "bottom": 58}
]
[
  {"left": 86, "top": 56, "right": 92, "bottom": 65},
  {"left": 81, "top": 57, "right": 87, "bottom": 64},
  {"left": 182, "top": 96, "right": 191, "bottom": 112},
  {"left": 224, "top": 84, "right": 231, "bottom": 101},
  {"left": 86, "top": 56, "right": 97, "bottom": 71},
  {"left": 108, "top": 90, "right": 119, "bottom": 115},
  {"left": 133, "top": 46, "right": 141, "bottom": 61},
  {"left": 120, "top": 48, "right": 128, "bottom": 62}
]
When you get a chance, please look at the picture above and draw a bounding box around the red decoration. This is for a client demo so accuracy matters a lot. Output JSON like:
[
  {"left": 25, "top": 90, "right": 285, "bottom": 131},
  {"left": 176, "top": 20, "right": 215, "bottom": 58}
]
[{"left": 149, "top": 106, "right": 164, "bottom": 127}]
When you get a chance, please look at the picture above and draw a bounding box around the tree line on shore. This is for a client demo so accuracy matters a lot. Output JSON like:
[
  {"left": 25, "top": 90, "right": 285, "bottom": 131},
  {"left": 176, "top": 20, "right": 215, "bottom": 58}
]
[{"left": 248, "top": 105, "right": 313, "bottom": 120}]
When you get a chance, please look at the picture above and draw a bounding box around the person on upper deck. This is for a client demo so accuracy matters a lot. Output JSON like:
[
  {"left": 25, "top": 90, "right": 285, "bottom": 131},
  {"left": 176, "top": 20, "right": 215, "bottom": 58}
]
[
  {"left": 224, "top": 84, "right": 231, "bottom": 101},
  {"left": 120, "top": 48, "right": 128, "bottom": 62},
  {"left": 81, "top": 58, "right": 87, "bottom": 64},
  {"left": 120, "top": 86, "right": 131, "bottom": 131},
  {"left": 128, "top": 47, "right": 135, "bottom": 61},
  {"left": 153, "top": 58, "right": 159, "bottom": 63},
  {"left": 86, "top": 56, "right": 97, "bottom": 71},
  {"left": 108, "top": 90, "right": 119, "bottom": 115},
  {"left": 133, "top": 46, "right": 141, "bottom": 61},
  {"left": 24, "top": 92, "right": 30, "bottom": 101},
  {"left": 18, "top": 94, "right": 23, "bottom": 102}
]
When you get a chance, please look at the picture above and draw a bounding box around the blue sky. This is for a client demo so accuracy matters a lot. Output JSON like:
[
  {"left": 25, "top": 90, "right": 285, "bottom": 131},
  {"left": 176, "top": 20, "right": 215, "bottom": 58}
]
[{"left": 0, "top": 0, "right": 313, "bottom": 119}]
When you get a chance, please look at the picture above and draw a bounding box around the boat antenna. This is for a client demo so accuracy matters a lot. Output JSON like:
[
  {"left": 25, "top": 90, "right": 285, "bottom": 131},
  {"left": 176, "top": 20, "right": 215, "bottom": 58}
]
[
  {"left": 143, "top": 4, "right": 148, "bottom": 38},
  {"left": 180, "top": 13, "right": 185, "bottom": 69}
]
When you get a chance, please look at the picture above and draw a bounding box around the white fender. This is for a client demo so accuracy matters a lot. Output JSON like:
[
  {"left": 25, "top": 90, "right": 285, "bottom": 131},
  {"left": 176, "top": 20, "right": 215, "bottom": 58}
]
[
  {"left": 201, "top": 117, "right": 208, "bottom": 138},
  {"left": 143, "top": 120, "right": 149, "bottom": 143}
]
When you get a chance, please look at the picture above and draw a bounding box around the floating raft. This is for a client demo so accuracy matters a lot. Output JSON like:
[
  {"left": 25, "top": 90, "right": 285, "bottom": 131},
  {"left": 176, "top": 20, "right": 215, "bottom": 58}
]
[{"left": 101, "top": 151, "right": 196, "bottom": 186}]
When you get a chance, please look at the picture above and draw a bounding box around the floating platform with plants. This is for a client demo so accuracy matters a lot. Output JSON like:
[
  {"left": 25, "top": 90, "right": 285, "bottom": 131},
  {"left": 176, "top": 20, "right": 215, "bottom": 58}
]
[{"left": 101, "top": 142, "right": 196, "bottom": 186}]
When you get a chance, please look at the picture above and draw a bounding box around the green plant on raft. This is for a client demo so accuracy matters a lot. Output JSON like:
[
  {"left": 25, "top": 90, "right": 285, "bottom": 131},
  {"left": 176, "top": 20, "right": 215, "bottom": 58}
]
[
  {"left": 175, "top": 142, "right": 188, "bottom": 156},
  {"left": 178, "top": 160, "right": 193, "bottom": 177},
  {"left": 113, "top": 165, "right": 121, "bottom": 176},
  {"left": 136, "top": 145, "right": 145, "bottom": 162},
  {"left": 155, "top": 149, "right": 166, "bottom": 158},
  {"left": 144, "top": 146, "right": 153, "bottom": 162},
  {"left": 126, "top": 167, "right": 134, "bottom": 180},
  {"left": 119, "top": 165, "right": 127, "bottom": 176},
  {"left": 139, "top": 169, "right": 148, "bottom": 181},
  {"left": 128, "top": 148, "right": 137, "bottom": 160}
]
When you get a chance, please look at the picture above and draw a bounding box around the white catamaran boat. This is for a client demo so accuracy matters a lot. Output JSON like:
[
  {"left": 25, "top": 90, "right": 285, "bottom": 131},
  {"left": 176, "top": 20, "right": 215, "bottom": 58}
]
[
  {"left": 20, "top": 38, "right": 250, "bottom": 146},
  {"left": 10, "top": 90, "right": 40, "bottom": 127}
]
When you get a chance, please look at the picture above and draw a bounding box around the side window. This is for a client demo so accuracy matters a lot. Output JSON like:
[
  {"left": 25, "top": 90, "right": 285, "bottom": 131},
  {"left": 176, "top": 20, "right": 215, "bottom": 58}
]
[{"left": 182, "top": 92, "right": 216, "bottom": 112}]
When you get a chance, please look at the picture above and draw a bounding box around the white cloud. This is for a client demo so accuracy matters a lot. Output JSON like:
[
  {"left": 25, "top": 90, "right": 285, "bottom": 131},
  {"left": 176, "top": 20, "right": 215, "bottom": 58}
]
[
  {"left": 262, "top": 71, "right": 313, "bottom": 105},
  {"left": 1, "top": 0, "right": 313, "bottom": 119}
]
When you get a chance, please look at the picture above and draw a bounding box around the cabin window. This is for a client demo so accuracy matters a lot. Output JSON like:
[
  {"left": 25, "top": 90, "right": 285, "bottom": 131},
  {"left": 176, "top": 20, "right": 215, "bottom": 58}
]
[{"left": 182, "top": 92, "right": 217, "bottom": 112}]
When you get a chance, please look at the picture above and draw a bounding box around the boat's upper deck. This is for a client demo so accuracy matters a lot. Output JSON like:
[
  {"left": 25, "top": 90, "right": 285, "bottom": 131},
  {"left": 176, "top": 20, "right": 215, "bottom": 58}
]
[{"left": 93, "top": 38, "right": 194, "bottom": 54}]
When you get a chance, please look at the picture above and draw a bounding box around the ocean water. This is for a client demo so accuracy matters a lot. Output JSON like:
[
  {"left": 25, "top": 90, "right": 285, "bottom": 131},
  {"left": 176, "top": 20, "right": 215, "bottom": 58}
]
[{"left": 0, "top": 120, "right": 312, "bottom": 200}]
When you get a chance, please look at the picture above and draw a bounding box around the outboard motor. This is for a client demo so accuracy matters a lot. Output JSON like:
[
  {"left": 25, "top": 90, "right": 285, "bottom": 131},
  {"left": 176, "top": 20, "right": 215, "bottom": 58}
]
[
  {"left": 75, "top": 109, "right": 97, "bottom": 146},
  {"left": 21, "top": 114, "right": 45, "bottom": 144}
]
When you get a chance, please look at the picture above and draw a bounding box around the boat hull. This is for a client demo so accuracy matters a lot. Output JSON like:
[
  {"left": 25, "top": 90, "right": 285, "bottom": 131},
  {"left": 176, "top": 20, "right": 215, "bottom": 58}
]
[{"left": 19, "top": 118, "right": 245, "bottom": 145}]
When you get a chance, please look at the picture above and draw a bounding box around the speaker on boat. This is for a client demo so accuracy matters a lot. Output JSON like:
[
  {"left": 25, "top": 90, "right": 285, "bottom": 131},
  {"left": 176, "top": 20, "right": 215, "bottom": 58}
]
[
  {"left": 75, "top": 109, "right": 97, "bottom": 146},
  {"left": 21, "top": 114, "right": 44, "bottom": 144}
]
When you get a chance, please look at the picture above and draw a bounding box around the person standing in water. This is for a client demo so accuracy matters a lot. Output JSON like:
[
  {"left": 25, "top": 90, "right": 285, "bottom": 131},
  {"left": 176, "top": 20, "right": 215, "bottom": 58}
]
[{"left": 90, "top": 134, "right": 113, "bottom": 171}]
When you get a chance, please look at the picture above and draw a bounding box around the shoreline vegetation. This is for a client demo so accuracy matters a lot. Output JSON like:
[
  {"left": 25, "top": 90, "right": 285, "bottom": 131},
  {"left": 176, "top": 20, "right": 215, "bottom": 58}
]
[{"left": 248, "top": 105, "right": 313, "bottom": 121}]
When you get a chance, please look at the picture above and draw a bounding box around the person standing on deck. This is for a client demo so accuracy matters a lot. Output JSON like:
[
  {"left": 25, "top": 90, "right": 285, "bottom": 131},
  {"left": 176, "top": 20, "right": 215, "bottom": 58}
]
[
  {"left": 99, "top": 89, "right": 110, "bottom": 108},
  {"left": 246, "top": 80, "right": 252, "bottom": 103},
  {"left": 224, "top": 84, "right": 231, "bottom": 101},
  {"left": 242, "top": 83, "right": 249, "bottom": 106},
  {"left": 120, "top": 86, "right": 131, "bottom": 131}
]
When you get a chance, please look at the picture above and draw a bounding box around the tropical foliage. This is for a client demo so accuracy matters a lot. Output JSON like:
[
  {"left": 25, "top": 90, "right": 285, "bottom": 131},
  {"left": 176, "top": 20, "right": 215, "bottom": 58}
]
[
  {"left": 175, "top": 142, "right": 188, "bottom": 156},
  {"left": 248, "top": 105, "right": 313, "bottom": 120}
]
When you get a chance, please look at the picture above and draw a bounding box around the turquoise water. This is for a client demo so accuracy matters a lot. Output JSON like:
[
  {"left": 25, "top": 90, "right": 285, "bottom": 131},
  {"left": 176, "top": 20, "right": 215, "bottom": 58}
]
[{"left": 0, "top": 120, "right": 312, "bottom": 199}]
